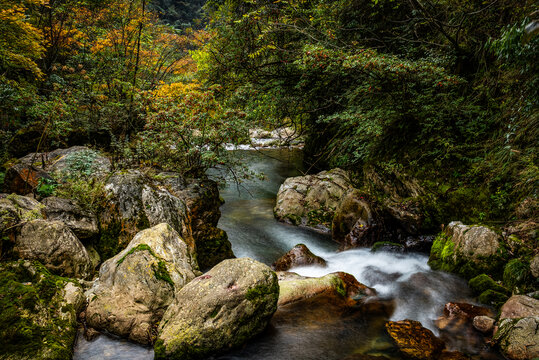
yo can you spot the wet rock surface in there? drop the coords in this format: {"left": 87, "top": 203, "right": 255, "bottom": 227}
{"left": 155, "top": 258, "right": 278, "bottom": 360}
{"left": 272, "top": 244, "right": 326, "bottom": 271}
{"left": 385, "top": 319, "right": 445, "bottom": 360}
{"left": 277, "top": 271, "right": 375, "bottom": 306}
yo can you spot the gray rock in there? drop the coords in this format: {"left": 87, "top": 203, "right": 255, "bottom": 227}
{"left": 472, "top": 315, "right": 495, "bottom": 333}
{"left": 86, "top": 223, "right": 198, "bottom": 344}
{"left": 100, "top": 170, "right": 195, "bottom": 254}
{"left": 14, "top": 219, "right": 92, "bottom": 279}
{"left": 42, "top": 196, "right": 98, "bottom": 239}
{"left": 499, "top": 295, "right": 539, "bottom": 320}
{"left": 445, "top": 221, "right": 501, "bottom": 261}
{"left": 274, "top": 168, "right": 353, "bottom": 231}
{"left": 155, "top": 258, "right": 278, "bottom": 359}
{"left": 0, "top": 194, "right": 43, "bottom": 233}
{"left": 160, "top": 175, "right": 233, "bottom": 269}
{"left": 494, "top": 316, "right": 539, "bottom": 360}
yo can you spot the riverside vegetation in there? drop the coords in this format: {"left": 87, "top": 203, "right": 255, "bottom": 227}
{"left": 0, "top": 0, "right": 538, "bottom": 359}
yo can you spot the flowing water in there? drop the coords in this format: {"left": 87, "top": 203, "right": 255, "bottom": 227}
{"left": 74, "top": 148, "right": 500, "bottom": 360}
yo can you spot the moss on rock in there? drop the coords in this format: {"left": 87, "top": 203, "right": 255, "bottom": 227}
{"left": 0, "top": 260, "right": 80, "bottom": 360}
{"left": 478, "top": 290, "right": 509, "bottom": 308}
{"left": 468, "top": 274, "right": 509, "bottom": 296}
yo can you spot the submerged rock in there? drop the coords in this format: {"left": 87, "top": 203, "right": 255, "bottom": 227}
{"left": 155, "top": 258, "right": 278, "bottom": 360}
{"left": 428, "top": 221, "right": 502, "bottom": 279}
{"left": 277, "top": 271, "right": 375, "bottom": 306}
{"left": 42, "top": 196, "right": 98, "bottom": 239}
{"left": 274, "top": 168, "right": 353, "bottom": 231}
{"left": 0, "top": 260, "right": 83, "bottom": 360}
{"left": 86, "top": 223, "right": 198, "bottom": 344}
{"left": 272, "top": 244, "right": 326, "bottom": 271}
{"left": 385, "top": 319, "right": 445, "bottom": 360}
{"left": 14, "top": 219, "right": 92, "bottom": 279}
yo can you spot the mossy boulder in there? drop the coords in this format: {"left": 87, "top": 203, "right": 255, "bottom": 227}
{"left": 155, "top": 258, "right": 278, "bottom": 360}
{"left": 468, "top": 274, "right": 510, "bottom": 308}
{"left": 272, "top": 244, "right": 326, "bottom": 271}
{"left": 86, "top": 223, "right": 198, "bottom": 344}
{"left": 428, "top": 221, "right": 503, "bottom": 279}
{"left": 274, "top": 168, "right": 353, "bottom": 232}
{"left": 277, "top": 271, "right": 375, "bottom": 306}
{"left": 0, "top": 260, "right": 83, "bottom": 360}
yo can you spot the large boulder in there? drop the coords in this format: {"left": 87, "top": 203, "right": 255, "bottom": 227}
{"left": 42, "top": 196, "right": 98, "bottom": 239}
{"left": 155, "top": 258, "right": 278, "bottom": 360}
{"left": 385, "top": 320, "right": 445, "bottom": 360}
{"left": 277, "top": 271, "right": 375, "bottom": 306}
{"left": 98, "top": 170, "right": 194, "bottom": 259}
{"left": 86, "top": 223, "right": 198, "bottom": 344}
{"left": 274, "top": 168, "right": 353, "bottom": 231}
{"left": 272, "top": 244, "right": 326, "bottom": 271}
{"left": 0, "top": 260, "right": 83, "bottom": 360}
{"left": 17, "top": 146, "right": 111, "bottom": 178}
{"left": 492, "top": 295, "right": 539, "bottom": 360}
{"left": 14, "top": 219, "right": 92, "bottom": 279}
{"left": 159, "top": 174, "right": 234, "bottom": 269}
{"left": 428, "top": 221, "right": 503, "bottom": 278}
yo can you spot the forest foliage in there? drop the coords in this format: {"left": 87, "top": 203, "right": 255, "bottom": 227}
{"left": 0, "top": 0, "right": 537, "bottom": 224}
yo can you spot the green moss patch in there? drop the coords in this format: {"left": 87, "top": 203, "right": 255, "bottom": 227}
{"left": 117, "top": 243, "right": 174, "bottom": 287}
{"left": 0, "top": 260, "right": 79, "bottom": 360}
{"left": 478, "top": 289, "right": 509, "bottom": 309}
{"left": 469, "top": 274, "right": 509, "bottom": 296}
